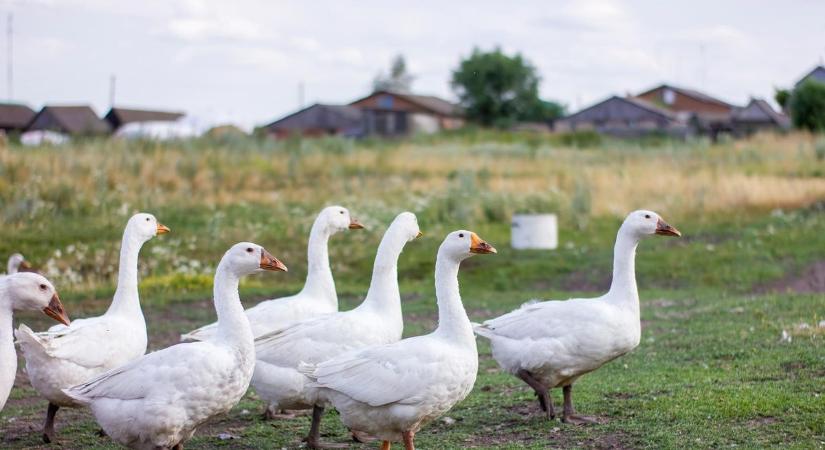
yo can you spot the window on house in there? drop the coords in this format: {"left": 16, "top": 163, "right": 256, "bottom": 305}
{"left": 663, "top": 88, "right": 675, "bottom": 105}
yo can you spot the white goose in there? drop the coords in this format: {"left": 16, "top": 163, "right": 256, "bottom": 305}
{"left": 1, "top": 272, "right": 70, "bottom": 412}
{"left": 15, "top": 213, "right": 169, "bottom": 442}
{"left": 6, "top": 253, "right": 33, "bottom": 275}
{"left": 302, "top": 231, "right": 497, "bottom": 450}
{"left": 474, "top": 210, "right": 680, "bottom": 424}
{"left": 181, "top": 206, "right": 361, "bottom": 342}
{"left": 63, "top": 242, "right": 287, "bottom": 450}
{"left": 252, "top": 212, "right": 421, "bottom": 447}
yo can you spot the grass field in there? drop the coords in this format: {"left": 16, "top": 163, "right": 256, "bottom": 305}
{"left": 1, "top": 131, "right": 824, "bottom": 449}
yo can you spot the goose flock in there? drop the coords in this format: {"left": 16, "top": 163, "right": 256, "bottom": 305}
{"left": 0, "top": 207, "right": 680, "bottom": 449}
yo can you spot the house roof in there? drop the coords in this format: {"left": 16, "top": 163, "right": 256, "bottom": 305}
{"left": 29, "top": 105, "right": 111, "bottom": 134}
{"left": 637, "top": 84, "right": 733, "bottom": 108}
{"left": 0, "top": 103, "right": 35, "bottom": 129}
{"left": 562, "top": 95, "right": 677, "bottom": 122}
{"left": 732, "top": 98, "right": 790, "bottom": 127}
{"left": 795, "top": 65, "right": 825, "bottom": 88}
{"left": 264, "top": 103, "right": 364, "bottom": 131}
{"left": 350, "top": 90, "right": 462, "bottom": 117}
{"left": 105, "top": 107, "right": 184, "bottom": 126}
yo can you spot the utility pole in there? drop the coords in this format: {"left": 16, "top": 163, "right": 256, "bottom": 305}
{"left": 7, "top": 13, "right": 13, "bottom": 101}
{"left": 109, "top": 74, "right": 116, "bottom": 108}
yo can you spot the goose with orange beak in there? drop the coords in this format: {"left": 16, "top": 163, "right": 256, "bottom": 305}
{"left": 475, "top": 210, "right": 681, "bottom": 425}
{"left": 1, "top": 273, "right": 69, "bottom": 411}
{"left": 301, "top": 230, "right": 496, "bottom": 450}
{"left": 16, "top": 213, "right": 169, "bottom": 443}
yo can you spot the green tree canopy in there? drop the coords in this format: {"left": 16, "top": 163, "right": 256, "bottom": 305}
{"left": 451, "top": 48, "right": 562, "bottom": 127}
{"left": 790, "top": 81, "right": 825, "bottom": 132}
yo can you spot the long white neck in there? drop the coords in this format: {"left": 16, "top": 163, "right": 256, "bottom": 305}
{"left": 6, "top": 259, "right": 15, "bottom": 275}
{"left": 213, "top": 263, "right": 254, "bottom": 357}
{"left": 0, "top": 285, "right": 17, "bottom": 411}
{"left": 105, "top": 228, "right": 146, "bottom": 318}
{"left": 298, "top": 218, "right": 337, "bottom": 307}
{"left": 607, "top": 226, "right": 641, "bottom": 314}
{"left": 433, "top": 253, "right": 475, "bottom": 344}
{"left": 358, "top": 227, "right": 406, "bottom": 327}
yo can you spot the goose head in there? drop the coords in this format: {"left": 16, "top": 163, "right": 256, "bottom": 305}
{"left": 2, "top": 272, "right": 70, "bottom": 325}
{"left": 622, "top": 210, "right": 681, "bottom": 239}
{"left": 223, "top": 242, "right": 288, "bottom": 277}
{"left": 126, "top": 213, "right": 170, "bottom": 243}
{"left": 391, "top": 212, "right": 423, "bottom": 242}
{"left": 7, "top": 253, "right": 31, "bottom": 274}
{"left": 440, "top": 230, "right": 497, "bottom": 261}
{"left": 321, "top": 206, "right": 363, "bottom": 234}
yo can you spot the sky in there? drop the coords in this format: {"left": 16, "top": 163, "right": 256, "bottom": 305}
{"left": 2, "top": 0, "right": 824, "bottom": 130}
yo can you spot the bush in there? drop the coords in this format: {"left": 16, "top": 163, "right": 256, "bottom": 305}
{"left": 790, "top": 81, "right": 825, "bottom": 132}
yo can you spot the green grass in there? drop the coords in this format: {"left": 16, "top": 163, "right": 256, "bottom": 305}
{"left": 1, "top": 133, "right": 824, "bottom": 448}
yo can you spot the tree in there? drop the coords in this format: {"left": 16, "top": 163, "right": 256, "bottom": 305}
{"left": 790, "top": 81, "right": 825, "bottom": 132}
{"left": 373, "top": 55, "right": 414, "bottom": 93}
{"left": 774, "top": 88, "right": 791, "bottom": 113}
{"left": 451, "top": 48, "right": 560, "bottom": 127}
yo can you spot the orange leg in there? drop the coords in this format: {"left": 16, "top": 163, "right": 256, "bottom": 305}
{"left": 402, "top": 431, "right": 415, "bottom": 450}
{"left": 380, "top": 441, "right": 391, "bottom": 450}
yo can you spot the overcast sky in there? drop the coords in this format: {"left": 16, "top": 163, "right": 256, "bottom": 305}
{"left": 3, "top": 0, "right": 824, "bottom": 129}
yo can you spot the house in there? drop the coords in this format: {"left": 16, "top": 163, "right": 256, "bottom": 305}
{"left": 104, "top": 107, "right": 184, "bottom": 131}
{"left": 0, "top": 103, "right": 36, "bottom": 133}
{"left": 263, "top": 103, "right": 364, "bottom": 138}
{"left": 554, "top": 95, "right": 687, "bottom": 137}
{"left": 635, "top": 84, "right": 735, "bottom": 138}
{"left": 27, "top": 105, "right": 111, "bottom": 136}
{"left": 794, "top": 65, "right": 825, "bottom": 89}
{"left": 731, "top": 98, "right": 790, "bottom": 136}
{"left": 348, "top": 90, "right": 464, "bottom": 136}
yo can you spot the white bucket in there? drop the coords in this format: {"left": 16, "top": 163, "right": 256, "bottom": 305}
{"left": 511, "top": 214, "right": 558, "bottom": 250}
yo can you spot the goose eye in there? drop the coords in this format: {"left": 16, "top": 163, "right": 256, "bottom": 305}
{"left": 644, "top": 214, "right": 651, "bottom": 219}
{"left": 246, "top": 248, "right": 254, "bottom": 253}
{"left": 458, "top": 233, "right": 464, "bottom": 238}
{"left": 39, "top": 284, "right": 47, "bottom": 290}
{"left": 339, "top": 211, "right": 344, "bottom": 214}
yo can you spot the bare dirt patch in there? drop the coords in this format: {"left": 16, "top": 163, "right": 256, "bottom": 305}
{"left": 756, "top": 260, "right": 825, "bottom": 294}
{"left": 745, "top": 416, "right": 780, "bottom": 428}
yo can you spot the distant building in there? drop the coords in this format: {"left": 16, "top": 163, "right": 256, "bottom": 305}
{"left": 263, "top": 104, "right": 364, "bottom": 139}
{"left": 104, "top": 107, "right": 184, "bottom": 131}
{"left": 0, "top": 103, "right": 36, "bottom": 133}
{"left": 794, "top": 65, "right": 825, "bottom": 89}
{"left": 348, "top": 90, "right": 464, "bottom": 137}
{"left": 731, "top": 98, "right": 790, "bottom": 136}
{"left": 636, "top": 84, "right": 735, "bottom": 138}
{"left": 554, "top": 95, "right": 687, "bottom": 137}
{"left": 27, "top": 105, "right": 111, "bottom": 136}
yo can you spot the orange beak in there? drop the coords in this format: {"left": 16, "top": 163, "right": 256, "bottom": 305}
{"left": 260, "top": 249, "right": 288, "bottom": 272}
{"left": 655, "top": 218, "right": 681, "bottom": 237}
{"left": 416, "top": 231, "right": 423, "bottom": 238}
{"left": 156, "top": 223, "right": 171, "bottom": 235}
{"left": 19, "top": 260, "right": 32, "bottom": 270}
{"left": 42, "top": 292, "right": 70, "bottom": 326}
{"left": 349, "top": 218, "right": 364, "bottom": 230}
{"left": 469, "top": 232, "right": 497, "bottom": 254}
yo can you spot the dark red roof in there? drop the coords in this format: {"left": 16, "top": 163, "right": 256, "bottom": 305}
{"left": 0, "top": 103, "right": 35, "bottom": 130}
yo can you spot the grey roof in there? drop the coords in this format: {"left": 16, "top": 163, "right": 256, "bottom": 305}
{"left": 0, "top": 103, "right": 35, "bottom": 130}
{"left": 105, "top": 107, "right": 184, "bottom": 127}
{"left": 637, "top": 84, "right": 733, "bottom": 108}
{"left": 27, "top": 105, "right": 111, "bottom": 134}
{"left": 795, "top": 65, "right": 825, "bottom": 89}
{"left": 732, "top": 98, "right": 790, "bottom": 127}
{"left": 265, "top": 103, "right": 364, "bottom": 132}
{"left": 563, "top": 95, "right": 677, "bottom": 122}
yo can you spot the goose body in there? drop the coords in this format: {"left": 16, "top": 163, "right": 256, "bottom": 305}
{"left": 303, "top": 231, "right": 496, "bottom": 449}
{"left": 63, "top": 243, "right": 287, "bottom": 450}
{"left": 474, "top": 210, "right": 680, "bottom": 422}
{"left": 0, "top": 273, "right": 69, "bottom": 412}
{"left": 15, "top": 213, "right": 168, "bottom": 442}
{"left": 252, "top": 212, "right": 420, "bottom": 444}
{"left": 182, "top": 206, "right": 361, "bottom": 342}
